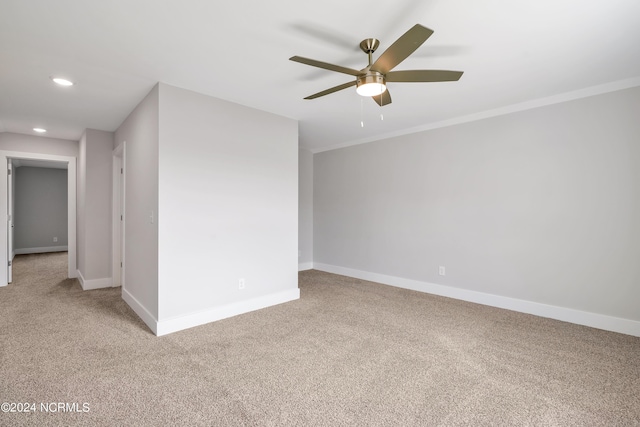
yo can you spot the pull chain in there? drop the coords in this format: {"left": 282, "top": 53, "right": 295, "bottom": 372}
{"left": 360, "top": 98, "right": 385, "bottom": 126}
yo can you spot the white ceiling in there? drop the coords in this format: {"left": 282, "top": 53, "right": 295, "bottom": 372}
{"left": 1, "top": 0, "right": 639, "bottom": 152}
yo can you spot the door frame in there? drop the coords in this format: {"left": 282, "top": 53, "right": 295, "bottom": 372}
{"left": 7, "top": 160, "right": 13, "bottom": 283}
{"left": 0, "top": 150, "right": 77, "bottom": 286}
{"left": 112, "top": 142, "right": 125, "bottom": 288}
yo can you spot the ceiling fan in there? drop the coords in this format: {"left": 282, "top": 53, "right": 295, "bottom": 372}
{"left": 290, "top": 24, "right": 463, "bottom": 106}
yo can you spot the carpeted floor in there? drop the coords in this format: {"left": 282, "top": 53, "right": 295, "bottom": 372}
{"left": 1, "top": 252, "right": 639, "bottom": 426}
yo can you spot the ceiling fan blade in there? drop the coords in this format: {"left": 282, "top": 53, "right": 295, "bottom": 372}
{"left": 304, "top": 81, "right": 356, "bottom": 99}
{"left": 386, "top": 70, "right": 464, "bottom": 82}
{"left": 290, "top": 56, "right": 361, "bottom": 76}
{"left": 370, "top": 24, "right": 434, "bottom": 74}
{"left": 372, "top": 89, "right": 392, "bottom": 106}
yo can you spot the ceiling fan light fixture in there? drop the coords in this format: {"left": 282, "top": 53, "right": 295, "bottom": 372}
{"left": 356, "top": 73, "right": 386, "bottom": 97}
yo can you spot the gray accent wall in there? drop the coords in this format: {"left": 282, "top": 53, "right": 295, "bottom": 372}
{"left": 14, "top": 167, "right": 68, "bottom": 251}
{"left": 314, "top": 86, "right": 640, "bottom": 323}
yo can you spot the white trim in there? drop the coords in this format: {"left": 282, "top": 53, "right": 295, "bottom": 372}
{"left": 311, "top": 76, "right": 640, "bottom": 153}
{"left": 156, "top": 288, "right": 301, "bottom": 336}
{"left": 122, "top": 287, "right": 158, "bottom": 335}
{"left": 0, "top": 150, "right": 77, "bottom": 284}
{"left": 14, "top": 246, "right": 68, "bottom": 254}
{"left": 76, "top": 269, "right": 112, "bottom": 291}
{"left": 67, "top": 158, "right": 77, "bottom": 278}
{"left": 313, "top": 263, "right": 640, "bottom": 338}
{"left": 298, "top": 262, "right": 313, "bottom": 271}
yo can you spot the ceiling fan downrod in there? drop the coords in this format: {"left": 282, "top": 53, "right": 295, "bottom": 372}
{"left": 359, "top": 38, "right": 380, "bottom": 67}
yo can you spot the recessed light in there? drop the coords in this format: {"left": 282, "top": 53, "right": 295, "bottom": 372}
{"left": 33, "top": 128, "right": 47, "bottom": 133}
{"left": 51, "top": 77, "right": 74, "bottom": 86}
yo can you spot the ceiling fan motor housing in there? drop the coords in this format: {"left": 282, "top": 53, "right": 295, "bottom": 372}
{"left": 356, "top": 71, "right": 386, "bottom": 95}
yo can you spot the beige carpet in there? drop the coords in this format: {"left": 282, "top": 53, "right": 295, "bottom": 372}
{"left": 1, "top": 252, "right": 639, "bottom": 426}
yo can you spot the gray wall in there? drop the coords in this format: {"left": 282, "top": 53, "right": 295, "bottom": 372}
{"left": 298, "top": 147, "right": 313, "bottom": 268}
{"left": 77, "top": 129, "right": 114, "bottom": 282}
{"left": 114, "top": 84, "right": 160, "bottom": 320}
{"left": 14, "top": 167, "right": 68, "bottom": 251}
{"left": 314, "top": 86, "right": 640, "bottom": 323}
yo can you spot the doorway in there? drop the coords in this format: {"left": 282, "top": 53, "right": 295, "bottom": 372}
{"left": 0, "top": 151, "right": 77, "bottom": 286}
{"left": 9, "top": 159, "right": 69, "bottom": 283}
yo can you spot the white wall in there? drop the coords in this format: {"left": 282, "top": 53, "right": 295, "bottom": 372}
{"left": 313, "top": 86, "right": 640, "bottom": 335}
{"left": 114, "top": 85, "right": 160, "bottom": 325}
{"left": 0, "top": 133, "right": 78, "bottom": 157}
{"left": 14, "top": 167, "right": 68, "bottom": 251}
{"left": 156, "top": 83, "right": 299, "bottom": 334}
{"left": 77, "top": 129, "right": 114, "bottom": 288}
{"left": 298, "top": 147, "right": 313, "bottom": 270}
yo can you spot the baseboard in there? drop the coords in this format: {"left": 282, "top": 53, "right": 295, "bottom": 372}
{"left": 76, "top": 270, "right": 112, "bottom": 291}
{"left": 14, "top": 246, "right": 68, "bottom": 255}
{"left": 313, "top": 263, "right": 640, "bottom": 338}
{"left": 156, "top": 288, "right": 301, "bottom": 336}
{"left": 122, "top": 287, "right": 158, "bottom": 335}
{"left": 298, "top": 262, "right": 313, "bottom": 271}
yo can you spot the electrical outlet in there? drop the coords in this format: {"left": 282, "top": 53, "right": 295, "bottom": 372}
{"left": 298, "top": 250, "right": 301, "bottom": 258}
{"left": 439, "top": 266, "right": 446, "bottom": 276}
{"left": 238, "top": 278, "right": 245, "bottom": 290}
{"left": 53, "top": 237, "right": 58, "bottom": 243}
